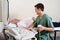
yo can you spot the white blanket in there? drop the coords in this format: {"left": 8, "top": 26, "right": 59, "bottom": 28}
{"left": 7, "top": 23, "right": 37, "bottom": 40}
{"left": 7, "top": 17, "right": 37, "bottom": 40}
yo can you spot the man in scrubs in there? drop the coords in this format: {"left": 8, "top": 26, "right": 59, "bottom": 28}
{"left": 28, "top": 3, "right": 54, "bottom": 40}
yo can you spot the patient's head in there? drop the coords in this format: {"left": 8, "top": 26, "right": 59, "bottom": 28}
{"left": 11, "top": 18, "right": 20, "bottom": 24}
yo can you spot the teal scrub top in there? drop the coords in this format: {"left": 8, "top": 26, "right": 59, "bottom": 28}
{"left": 33, "top": 14, "right": 54, "bottom": 40}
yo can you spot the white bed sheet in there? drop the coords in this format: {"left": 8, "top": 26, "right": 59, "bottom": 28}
{"left": 5, "top": 22, "right": 37, "bottom": 40}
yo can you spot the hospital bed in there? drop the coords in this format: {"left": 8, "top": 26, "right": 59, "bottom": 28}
{"left": 3, "top": 24, "right": 37, "bottom": 40}
{"left": 3, "top": 26, "right": 16, "bottom": 40}
{"left": 2, "top": 16, "right": 37, "bottom": 40}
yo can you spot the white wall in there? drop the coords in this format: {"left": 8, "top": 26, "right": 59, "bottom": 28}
{"left": 9, "top": 0, "right": 60, "bottom": 22}
{"left": 39, "top": 0, "right": 60, "bottom": 22}
{"left": 9, "top": 0, "right": 39, "bottom": 19}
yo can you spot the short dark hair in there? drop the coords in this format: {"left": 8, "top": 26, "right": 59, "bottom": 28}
{"left": 35, "top": 3, "right": 44, "bottom": 11}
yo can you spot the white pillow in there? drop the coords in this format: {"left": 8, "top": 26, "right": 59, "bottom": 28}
{"left": 17, "top": 17, "right": 33, "bottom": 28}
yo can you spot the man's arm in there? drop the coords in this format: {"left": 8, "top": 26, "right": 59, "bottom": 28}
{"left": 44, "top": 16, "right": 54, "bottom": 32}
{"left": 45, "top": 27, "right": 54, "bottom": 32}
{"left": 37, "top": 26, "right": 54, "bottom": 32}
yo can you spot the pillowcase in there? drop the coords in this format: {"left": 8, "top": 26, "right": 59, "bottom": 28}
{"left": 17, "top": 17, "right": 34, "bottom": 28}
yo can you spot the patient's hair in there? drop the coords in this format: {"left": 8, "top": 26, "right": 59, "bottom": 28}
{"left": 35, "top": 3, "right": 44, "bottom": 11}
{"left": 11, "top": 18, "right": 20, "bottom": 24}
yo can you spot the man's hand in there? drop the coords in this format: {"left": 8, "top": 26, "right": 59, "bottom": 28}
{"left": 28, "top": 27, "right": 33, "bottom": 31}
{"left": 28, "top": 24, "right": 34, "bottom": 31}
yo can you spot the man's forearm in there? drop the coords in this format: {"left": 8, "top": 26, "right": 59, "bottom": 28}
{"left": 45, "top": 27, "right": 54, "bottom": 32}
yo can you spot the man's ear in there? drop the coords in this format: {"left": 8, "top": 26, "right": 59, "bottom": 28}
{"left": 38, "top": 8, "right": 41, "bottom": 11}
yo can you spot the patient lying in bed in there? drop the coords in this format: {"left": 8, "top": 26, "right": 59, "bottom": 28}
{"left": 8, "top": 17, "right": 37, "bottom": 40}
{"left": 9, "top": 17, "right": 35, "bottom": 28}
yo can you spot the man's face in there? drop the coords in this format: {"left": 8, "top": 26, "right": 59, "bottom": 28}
{"left": 35, "top": 7, "right": 42, "bottom": 15}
